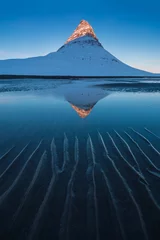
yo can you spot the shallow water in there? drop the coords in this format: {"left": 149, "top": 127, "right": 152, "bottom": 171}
{"left": 0, "top": 78, "right": 160, "bottom": 240}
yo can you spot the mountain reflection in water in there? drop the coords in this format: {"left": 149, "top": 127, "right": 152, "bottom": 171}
{"left": 64, "top": 85, "right": 109, "bottom": 118}
{"left": 0, "top": 78, "right": 160, "bottom": 240}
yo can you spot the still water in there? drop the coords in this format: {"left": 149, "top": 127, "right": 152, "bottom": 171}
{"left": 0, "top": 78, "right": 160, "bottom": 240}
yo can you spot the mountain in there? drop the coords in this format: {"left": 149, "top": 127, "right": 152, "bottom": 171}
{"left": 0, "top": 20, "right": 154, "bottom": 76}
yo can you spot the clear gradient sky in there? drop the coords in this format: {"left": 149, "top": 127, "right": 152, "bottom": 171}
{"left": 0, "top": 0, "right": 159, "bottom": 73}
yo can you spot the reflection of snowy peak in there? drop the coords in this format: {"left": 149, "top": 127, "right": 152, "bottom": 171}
{"left": 70, "top": 104, "right": 94, "bottom": 118}
{"left": 0, "top": 20, "right": 154, "bottom": 76}
{"left": 64, "top": 86, "right": 109, "bottom": 118}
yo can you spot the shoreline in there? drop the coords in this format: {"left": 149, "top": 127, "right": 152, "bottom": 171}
{"left": 0, "top": 75, "right": 159, "bottom": 80}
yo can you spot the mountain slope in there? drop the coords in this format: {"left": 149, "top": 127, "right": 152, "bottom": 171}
{"left": 0, "top": 20, "right": 154, "bottom": 76}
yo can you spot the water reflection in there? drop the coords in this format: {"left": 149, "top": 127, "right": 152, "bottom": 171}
{"left": 64, "top": 86, "right": 109, "bottom": 118}
{"left": 0, "top": 78, "right": 160, "bottom": 240}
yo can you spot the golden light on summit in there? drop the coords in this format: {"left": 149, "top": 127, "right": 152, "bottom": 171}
{"left": 66, "top": 19, "right": 98, "bottom": 44}
{"left": 70, "top": 104, "right": 94, "bottom": 118}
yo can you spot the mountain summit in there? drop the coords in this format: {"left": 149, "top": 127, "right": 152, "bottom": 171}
{"left": 66, "top": 20, "right": 98, "bottom": 44}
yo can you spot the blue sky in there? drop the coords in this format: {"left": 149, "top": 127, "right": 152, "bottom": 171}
{"left": 0, "top": 0, "right": 159, "bottom": 73}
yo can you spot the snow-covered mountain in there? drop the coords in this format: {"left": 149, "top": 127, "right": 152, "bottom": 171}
{"left": 0, "top": 20, "right": 154, "bottom": 76}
